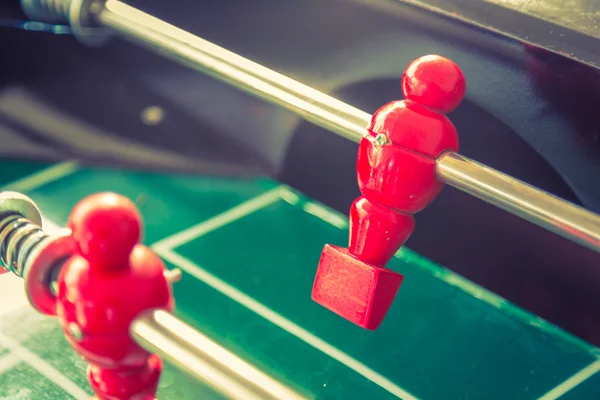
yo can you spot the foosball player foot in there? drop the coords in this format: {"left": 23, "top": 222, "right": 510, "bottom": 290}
{"left": 311, "top": 245, "right": 403, "bottom": 330}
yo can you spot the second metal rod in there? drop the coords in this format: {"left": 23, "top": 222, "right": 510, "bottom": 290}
{"left": 95, "top": 0, "right": 600, "bottom": 253}
{"left": 131, "top": 309, "right": 307, "bottom": 400}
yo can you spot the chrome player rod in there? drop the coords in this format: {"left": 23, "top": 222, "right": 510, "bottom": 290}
{"left": 131, "top": 309, "right": 307, "bottom": 400}
{"left": 23, "top": 0, "right": 600, "bottom": 253}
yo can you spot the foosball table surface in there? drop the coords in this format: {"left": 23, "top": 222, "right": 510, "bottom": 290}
{"left": 0, "top": 158, "right": 598, "bottom": 400}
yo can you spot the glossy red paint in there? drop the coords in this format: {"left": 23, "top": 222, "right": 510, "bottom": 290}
{"left": 88, "top": 354, "right": 162, "bottom": 400}
{"left": 313, "top": 54, "right": 465, "bottom": 330}
{"left": 58, "top": 245, "right": 173, "bottom": 367}
{"left": 57, "top": 192, "right": 173, "bottom": 400}
{"left": 348, "top": 196, "right": 414, "bottom": 266}
{"left": 401, "top": 54, "right": 466, "bottom": 113}
{"left": 368, "top": 100, "right": 459, "bottom": 157}
{"left": 311, "top": 245, "right": 403, "bottom": 330}
{"left": 356, "top": 137, "right": 443, "bottom": 213}
{"left": 68, "top": 192, "right": 142, "bottom": 272}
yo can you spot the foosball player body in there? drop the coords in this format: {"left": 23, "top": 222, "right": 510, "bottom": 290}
{"left": 48, "top": 193, "right": 174, "bottom": 400}
{"left": 312, "top": 55, "right": 466, "bottom": 330}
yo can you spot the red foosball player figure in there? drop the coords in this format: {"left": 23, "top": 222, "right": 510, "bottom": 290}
{"left": 312, "top": 55, "right": 466, "bottom": 330}
{"left": 46, "top": 193, "right": 174, "bottom": 400}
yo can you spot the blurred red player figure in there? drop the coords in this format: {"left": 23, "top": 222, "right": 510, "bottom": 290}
{"left": 49, "top": 193, "right": 174, "bottom": 399}
{"left": 312, "top": 55, "right": 466, "bottom": 330}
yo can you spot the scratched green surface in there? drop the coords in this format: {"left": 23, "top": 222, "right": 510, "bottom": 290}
{"left": 0, "top": 158, "right": 599, "bottom": 400}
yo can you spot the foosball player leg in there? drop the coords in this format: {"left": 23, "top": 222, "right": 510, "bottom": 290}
{"left": 312, "top": 54, "right": 466, "bottom": 330}
{"left": 87, "top": 354, "right": 162, "bottom": 400}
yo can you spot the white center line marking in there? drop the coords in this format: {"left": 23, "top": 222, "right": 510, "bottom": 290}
{"left": 537, "top": 359, "right": 600, "bottom": 400}
{"left": 0, "top": 333, "right": 89, "bottom": 400}
{"left": 154, "top": 248, "right": 418, "bottom": 400}
{"left": 302, "top": 202, "right": 348, "bottom": 229}
{"left": 152, "top": 186, "right": 284, "bottom": 251}
{"left": 0, "top": 161, "right": 79, "bottom": 192}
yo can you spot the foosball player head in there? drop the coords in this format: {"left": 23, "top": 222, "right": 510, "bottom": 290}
{"left": 360, "top": 55, "right": 465, "bottom": 213}
{"left": 312, "top": 55, "right": 466, "bottom": 330}
{"left": 401, "top": 54, "right": 466, "bottom": 113}
{"left": 56, "top": 192, "right": 174, "bottom": 400}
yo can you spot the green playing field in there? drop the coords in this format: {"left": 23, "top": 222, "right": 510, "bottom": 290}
{"left": 0, "top": 158, "right": 599, "bottom": 400}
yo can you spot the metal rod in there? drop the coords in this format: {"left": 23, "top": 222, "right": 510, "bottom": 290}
{"left": 131, "top": 309, "right": 308, "bottom": 400}
{"left": 95, "top": 0, "right": 600, "bottom": 253}
{"left": 97, "top": 0, "right": 368, "bottom": 144}
{"left": 436, "top": 152, "right": 600, "bottom": 251}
